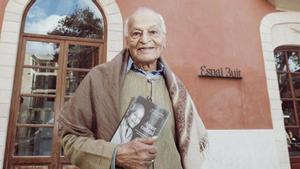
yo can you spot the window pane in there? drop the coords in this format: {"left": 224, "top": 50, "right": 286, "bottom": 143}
{"left": 18, "top": 96, "right": 54, "bottom": 124}
{"left": 14, "top": 127, "right": 53, "bottom": 156}
{"left": 277, "top": 73, "right": 292, "bottom": 98}
{"left": 282, "top": 101, "right": 297, "bottom": 126}
{"left": 24, "top": 41, "right": 59, "bottom": 67}
{"left": 68, "top": 44, "right": 99, "bottom": 69}
{"left": 12, "top": 166, "right": 48, "bottom": 169}
{"left": 287, "top": 128, "right": 300, "bottom": 156}
{"left": 65, "top": 71, "right": 88, "bottom": 96}
{"left": 292, "top": 74, "right": 300, "bottom": 98}
{"left": 288, "top": 51, "right": 300, "bottom": 72}
{"left": 24, "top": 0, "right": 104, "bottom": 39}
{"left": 274, "top": 51, "right": 287, "bottom": 71}
{"left": 21, "top": 68, "right": 57, "bottom": 94}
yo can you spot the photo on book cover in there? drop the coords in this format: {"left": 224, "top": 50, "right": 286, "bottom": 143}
{"left": 111, "top": 96, "right": 170, "bottom": 144}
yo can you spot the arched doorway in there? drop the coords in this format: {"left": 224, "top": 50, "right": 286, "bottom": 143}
{"left": 4, "top": 0, "right": 106, "bottom": 168}
{"left": 274, "top": 46, "right": 300, "bottom": 169}
{"left": 260, "top": 12, "right": 300, "bottom": 169}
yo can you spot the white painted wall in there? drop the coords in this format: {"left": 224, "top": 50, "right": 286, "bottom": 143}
{"left": 202, "top": 130, "right": 282, "bottom": 169}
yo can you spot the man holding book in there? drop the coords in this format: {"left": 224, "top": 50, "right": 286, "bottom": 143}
{"left": 58, "top": 7, "right": 208, "bottom": 169}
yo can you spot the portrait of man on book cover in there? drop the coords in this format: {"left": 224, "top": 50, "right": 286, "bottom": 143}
{"left": 111, "top": 102, "right": 145, "bottom": 144}
{"left": 111, "top": 96, "right": 170, "bottom": 145}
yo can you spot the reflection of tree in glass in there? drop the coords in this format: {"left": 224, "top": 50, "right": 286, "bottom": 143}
{"left": 274, "top": 52, "right": 286, "bottom": 71}
{"left": 47, "top": 8, "right": 101, "bottom": 69}
{"left": 47, "top": 7, "right": 103, "bottom": 39}
{"left": 288, "top": 52, "right": 300, "bottom": 72}
{"left": 68, "top": 45, "right": 98, "bottom": 68}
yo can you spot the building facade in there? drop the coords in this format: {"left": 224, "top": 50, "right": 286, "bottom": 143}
{"left": 0, "top": 0, "right": 299, "bottom": 169}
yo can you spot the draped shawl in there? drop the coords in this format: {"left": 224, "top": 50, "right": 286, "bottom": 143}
{"left": 58, "top": 49, "right": 208, "bottom": 169}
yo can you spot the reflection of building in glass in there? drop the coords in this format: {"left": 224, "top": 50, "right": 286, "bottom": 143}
{"left": 21, "top": 52, "right": 56, "bottom": 122}
{"left": 65, "top": 71, "right": 87, "bottom": 95}
{"left": 15, "top": 127, "right": 53, "bottom": 156}
{"left": 23, "top": 52, "right": 57, "bottom": 94}
{"left": 16, "top": 52, "right": 57, "bottom": 156}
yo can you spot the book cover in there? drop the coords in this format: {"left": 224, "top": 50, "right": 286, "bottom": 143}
{"left": 111, "top": 96, "right": 170, "bottom": 144}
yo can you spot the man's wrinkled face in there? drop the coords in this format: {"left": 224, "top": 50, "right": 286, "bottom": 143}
{"left": 126, "top": 12, "right": 166, "bottom": 65}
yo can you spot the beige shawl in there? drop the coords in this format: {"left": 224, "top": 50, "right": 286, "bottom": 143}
{"left": 58, "top": 49, "right": 208, "bottom": 168}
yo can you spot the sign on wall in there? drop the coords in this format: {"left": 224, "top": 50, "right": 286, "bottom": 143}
{"left": 198, "top": 65, "right": 242, "bottom": 79}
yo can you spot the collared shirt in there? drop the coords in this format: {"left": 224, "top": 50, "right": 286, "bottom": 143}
{"left": 127, "top": 56, "right": 165, "bottom": 79}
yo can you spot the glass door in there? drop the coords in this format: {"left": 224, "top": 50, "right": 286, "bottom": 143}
{"left": 7, "top": 36, "right": 102, "bottom": 169}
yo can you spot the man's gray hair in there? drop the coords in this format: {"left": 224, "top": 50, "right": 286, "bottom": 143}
{"left": 124, "top": 7, "right": 167, "bottom": 37}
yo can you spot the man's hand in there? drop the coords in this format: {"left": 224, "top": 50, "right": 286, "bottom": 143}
{"left": 116, "top": 138, "right": 157, "bottom": 169}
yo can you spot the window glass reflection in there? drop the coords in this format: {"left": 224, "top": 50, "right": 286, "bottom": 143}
{"left": 65, "top": 71, "right": 88, "bottom": 96}
{"left": 24, "top": 41, "right": 59, "bottom": 67}
{"left": 274, "top": 51, "right": 287, "bottom": 71}
{"left": 68, "top": 44, "right": 99, "bottom": 69}
{"left": 275, "top": 48, "right": 300, "bottom": 156}
{"left": 292, "top": 74, "right": 300, "bottom": 98}
{"left": 277, "top": 73, "right": 292, "bottom": 98}
{"left": 21, "top": 68, "right": 57, "bottom": 95}
{"left": 24, "top": 0, "right": 104, "bottom": 39}
{"left": 282, "top": 101, "right": 297, "bottom": 126}
{"left": 288, "top": 51, "right": 300, "bottom": 72}
{"left": 287, "top": 128, "right": 300, "bottom": 156}
{"left": 14, "top": 127, "right": 52, "bottom": 156}
{"left": 18, "top": 96, "right": 54, "bottom": 124}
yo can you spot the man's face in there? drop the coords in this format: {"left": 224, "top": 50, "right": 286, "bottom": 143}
{"left": 127, "top": 105, "right": 145, "bottom": 128}
{"left": 126, "top": 12, "right": 166, "bottom": 65}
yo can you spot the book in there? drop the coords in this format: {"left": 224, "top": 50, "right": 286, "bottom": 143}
{"left": 111, "top": 96, "right": 170, "bottom": 144}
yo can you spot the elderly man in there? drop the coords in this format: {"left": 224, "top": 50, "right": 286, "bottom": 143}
{"left": 58, "top": 7, "right": 207, "bottom": 169}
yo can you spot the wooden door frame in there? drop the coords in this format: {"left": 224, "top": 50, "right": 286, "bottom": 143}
{"left": 4, "top": 0, "right": 107, "bottom": 167}
{"left": 4, "top": 35, "right": 104, "bottom": 169}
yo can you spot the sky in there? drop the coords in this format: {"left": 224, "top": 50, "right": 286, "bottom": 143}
{"left": 24, "top": 0, "right": 103, "bottom": 35}
{"left": 24, "top": 0, "right": 103, "bottom": 58}
{"left": 26, "top": 41, "right": 59, "bottom": 60}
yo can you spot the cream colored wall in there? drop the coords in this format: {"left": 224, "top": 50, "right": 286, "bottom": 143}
{"left": 260, "top": 11, "right": 300, "bottom": 169}
{"left": 202, "top": 130, "right": 280, "bottom": 169}
{"left": 0, "top": 0, "right": 123, "bottom": 168}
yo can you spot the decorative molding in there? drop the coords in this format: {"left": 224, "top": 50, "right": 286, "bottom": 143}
{"left": 260, "top": 11, "right": 300, "bottom": 169}
{"left": 290, "top": 27, "right": 300, "bottom": 34}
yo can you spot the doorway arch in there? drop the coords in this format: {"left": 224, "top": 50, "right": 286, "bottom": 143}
{"left": 0, "top": 0, "right": 123, "bottom": 168}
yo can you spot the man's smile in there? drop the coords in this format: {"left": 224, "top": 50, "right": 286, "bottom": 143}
{"left": 137, "top": 47, "right": 155, "bottom": 52}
